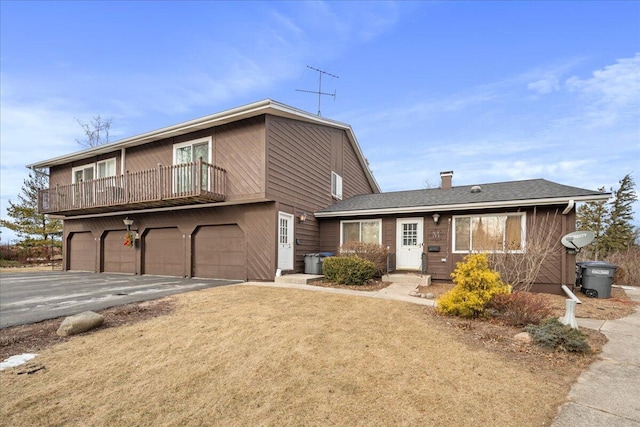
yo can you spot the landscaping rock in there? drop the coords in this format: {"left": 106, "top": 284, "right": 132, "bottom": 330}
{"left": 425, "top": 293, "right": 435, "bottom": 299}
{"left": 56, "top": 311, "right": 104, "bottom": 337}
{"left": 514, "top": 332, "right": 532, "bottom": 343}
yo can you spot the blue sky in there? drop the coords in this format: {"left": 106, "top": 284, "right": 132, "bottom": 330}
{"left": 1, "top": 1, "right": 639, "bottom": 242}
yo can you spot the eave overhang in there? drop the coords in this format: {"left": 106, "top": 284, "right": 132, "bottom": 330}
{"left": 314, "top": 193, "right": 611, "bottom": 218}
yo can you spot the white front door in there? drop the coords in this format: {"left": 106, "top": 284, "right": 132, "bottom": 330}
{"left": 278, "top": 212, "right": 294, "bottom": 271}
{"left": 396, "top": 218, "right": 424, "bottom": 270}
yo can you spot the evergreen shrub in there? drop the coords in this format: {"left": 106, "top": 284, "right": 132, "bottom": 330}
{"left": 323, "top": 256, "right": 376, "bottom": 285}
{"left": 524, "top": 318, "right": 590, "bottom": 353}
{"left": 437, "top": 253, "right": 511, "bottom": 318}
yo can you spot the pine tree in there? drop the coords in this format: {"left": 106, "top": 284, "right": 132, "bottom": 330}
{"left": 0, "top": 170, "right": 63, "bottom": 245}
{"left": 604, "top": 174, "right": 637, "bottom": 253}
{"left": 576, "top": 186, "right": 609, "bottom": 260}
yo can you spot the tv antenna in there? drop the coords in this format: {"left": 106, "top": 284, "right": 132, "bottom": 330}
{"left": 296, "top": 65, "right": 339, "bottom": 116}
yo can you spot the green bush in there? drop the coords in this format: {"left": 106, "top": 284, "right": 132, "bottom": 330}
{"left": 524, "top": 318, "right": 590, "bottom": 353}
{"left": 339, "top": 242, "right": 389, "bottom": 277}
{"left": 437, "top": 253, "right": 511, "bottom": 318}
{"left": 323, "top": 256, "right": 376, "bottom": 285}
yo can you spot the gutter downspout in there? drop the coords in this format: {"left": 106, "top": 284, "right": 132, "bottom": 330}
{"left": 561, "top": 199, "right": 575, "bottom": 296}
{"left": 562, "top": 199, "right": 574, "bottom": 215}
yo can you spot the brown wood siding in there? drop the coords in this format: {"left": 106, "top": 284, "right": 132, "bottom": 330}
{"left": 215, "top": 117, "right": 266, "bottom": 202}
{"left": 102, "top": 230, "right": 135, "bottom": 274}
{"left": 50, "top": 164, "right": 73, "bottom": 187}
{"left": 331, "top": 131, "right": 343, "bottom": 175}
{"left": 425, "top": 216, "right": 451, "bottom": 280}
{"left": 125, "top": 139, "right": 175, "bottom": 172}
{"left": 342, "top": 133, "right": 376, "bottom": 198}
{"left": 68, "top": 232, "right": 96, "bottom": 271}
{"left": 62, "top": 202, "right": 276, "bottom": 281}
{"left": 143, "top": 228, "right": 186, "bottom": 276}
{"left": 266, "top": 116, "right": 333, "bottom": 210}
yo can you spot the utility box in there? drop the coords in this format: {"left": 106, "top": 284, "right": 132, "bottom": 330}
{"left": 576, "top": 261, "right": 617, "bottom": 299}
{"left": 304, "top": 253, "right": 333, "bottom": 275}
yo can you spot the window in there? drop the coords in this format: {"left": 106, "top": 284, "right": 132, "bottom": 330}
{"left": 97, "top": 158, "right": 116, "bottom": 179}
{"left": 72, "top": 158, "right": 116, "bottom": 183}
{"left": 453, "top": 213, "right": 525, "bottom": 253}
{"left": 331, "top": 171, "right": 343, "bottom": 200}
{"left": 173, "top": 137, "right": 212, "bottom": 192}
{"left": 340, "top": 220, "right": 381, "bottom": 245}
{"left": 72, "top": 165, "right": 95, "bottom": 183}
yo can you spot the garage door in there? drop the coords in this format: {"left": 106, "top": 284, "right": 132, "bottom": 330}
{"left": 193, "top": 225, "right": 246, "bottom": 280}
{"left": 143, "top": 228, "right": 185, "bottom": 276}
{"left": 69, "top": 232, "right": 96, "bottom": 271}
{"left": 103, "top": 231, "right": 135, "bottom": 274}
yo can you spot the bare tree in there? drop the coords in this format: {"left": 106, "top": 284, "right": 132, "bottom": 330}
{"left": 76, "top": 115, "right": 113, "bottom": 148}
{"left": 487, "top": 208, "right": 562, "bottom": 292}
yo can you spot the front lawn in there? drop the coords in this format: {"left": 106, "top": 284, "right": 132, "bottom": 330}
{"left": 1, "top": 285, "right": 598, "bottom": 426}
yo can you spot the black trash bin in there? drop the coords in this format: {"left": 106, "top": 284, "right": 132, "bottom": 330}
{"left": 576, "top": 261, "right": 617, "bottom": 299}
{"left": 304, "top": 253, "right": 334, "bottom": 275}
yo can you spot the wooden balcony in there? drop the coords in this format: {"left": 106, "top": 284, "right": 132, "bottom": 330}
{"left": 39, "top": 160, "right": 226, "bottom": 215}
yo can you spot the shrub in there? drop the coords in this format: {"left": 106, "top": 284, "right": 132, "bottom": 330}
{"left": 323, "top": 256, "right": 376, "bottom": 285}
{"left": 437, "top": 253, "right": 511, "bottom": 318}
{"left": 489, "top": 291, "right": 553, "bottom": 326}
{"left": 524, "top": 318, "right": 590, "bottom": 353}
{"left": 339, "top": 242, "right": 389, "bottom": 277}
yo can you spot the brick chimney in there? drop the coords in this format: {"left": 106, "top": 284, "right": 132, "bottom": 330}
{"left": 440, "top": 171, "right": 453, "bottom": 189}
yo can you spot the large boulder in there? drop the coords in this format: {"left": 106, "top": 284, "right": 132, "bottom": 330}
{"left": 56, "top": 311, "right": 104, "bottom": 337}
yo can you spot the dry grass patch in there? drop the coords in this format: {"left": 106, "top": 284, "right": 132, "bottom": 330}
{"left": 2, "top": 286, "right": 592, "bottom": 426}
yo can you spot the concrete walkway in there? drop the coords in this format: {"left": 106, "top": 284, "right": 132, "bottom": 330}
{"left": 243, "top": 280, "right": 435, "bottom": 306}
{"left": 552, "top": 286, "right": 640, "bottom": 427}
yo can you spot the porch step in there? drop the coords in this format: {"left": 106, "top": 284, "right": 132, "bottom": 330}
{"left": 383, "top": 273, "right": 431, "bottom": 286}
{"left": 274, "top": 273, "right": 324, "bottom": 285}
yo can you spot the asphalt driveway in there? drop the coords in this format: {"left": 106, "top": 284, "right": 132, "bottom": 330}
{"left": 0, "top": 272, "right": 241, "bottom": 328}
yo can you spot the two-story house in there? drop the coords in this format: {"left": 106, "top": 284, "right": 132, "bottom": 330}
{"left": 29, "top": 100, "right": 379, "bottom": 280}
{"left": 30, "top": 99, "right": 610, "bottom": 294}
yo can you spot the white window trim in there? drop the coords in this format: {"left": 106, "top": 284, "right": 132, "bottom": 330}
{"left": 71, "top": 164, "right": 94, "bottom": 183}
{"left": 339, "top": 219, "right": 382, "bottom": 245}
{"left": 172, "top": 137, "right": 212, "bottom": 165}
{"left": 97, "top": 158, "right": 117, "bottom": 178}
{"left": 72, "top": 158, "right": 117, "bottom": 183}
{"left": 452, "top": 212, "right": 526, "bottom": 254}
{"left": 331, "top": 171, "right": 343, "bottom": 200}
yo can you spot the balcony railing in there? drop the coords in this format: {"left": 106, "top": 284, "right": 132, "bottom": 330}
{"left": 39, "top": 159, "right": 226, "bottom": 215}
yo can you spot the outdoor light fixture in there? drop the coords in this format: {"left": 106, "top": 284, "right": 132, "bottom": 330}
{"left": 432, "top": 213, "right": 440, "bottom": 225}
{"left": 298, "top": 212, "right": 307, "bottom": 223}
{"left": 123, "top": 217, "right": 134, "bottom": 231}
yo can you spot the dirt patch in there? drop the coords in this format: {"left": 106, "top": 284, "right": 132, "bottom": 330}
{"left": 0, "top": 298, "right": 175, "bottom": 361}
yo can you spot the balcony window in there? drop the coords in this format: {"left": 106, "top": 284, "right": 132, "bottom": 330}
{"left": 173, "top": 137, "right": 212, "bottom": 192}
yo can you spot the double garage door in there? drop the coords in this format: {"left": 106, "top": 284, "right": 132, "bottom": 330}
{"left": 143, "top": 225, "right": 246, "bottom": 280}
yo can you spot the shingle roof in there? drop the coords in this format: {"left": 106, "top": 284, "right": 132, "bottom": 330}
{"left": 316, "top": 179, "right": 610, "bottom": 217}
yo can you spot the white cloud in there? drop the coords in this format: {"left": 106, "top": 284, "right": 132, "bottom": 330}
{"left": 565, "top": 53, "right": 640, "bottom": 126}
{"left": 527, "top": 76, "right": 560, "bottom": 94}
